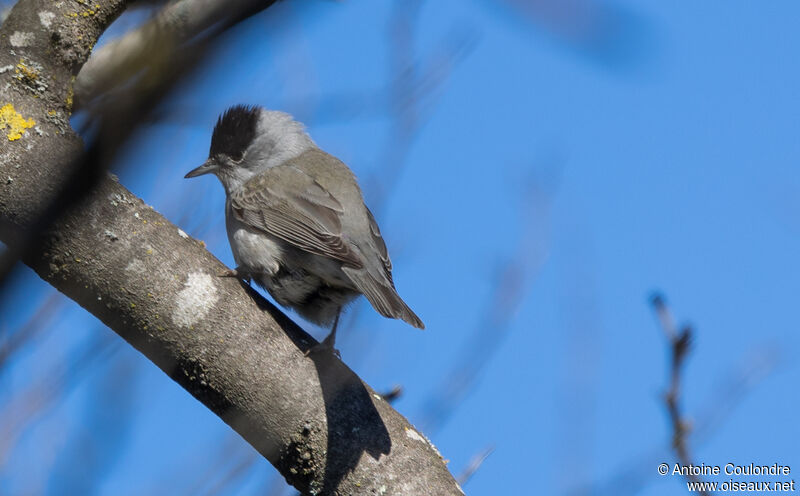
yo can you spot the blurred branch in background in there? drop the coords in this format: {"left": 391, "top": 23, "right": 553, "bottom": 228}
{"left": 44, "top": 349, "right": 139, "bottom": 496}
{"left": 691, "top": 344, "right": 782, "bottom": 446}
{"left": 74, "top": 0, "right": 279, "bottom": 111}
{"left": 574, "top": 346, "right": 780, "bottom": 496}
{"left": 554, "top": 224, "right": 601, "bottom": 495}
{"left": 135, "top": 427, "right": 257, "bottom": 496}
{"left": 0, "top": 331, "right": 120, "bottom": 470}
{"left": 379, "top": 384, "right": 404, "bottom": 404}
{"left": 568, "top": 296, "right": 781, "bottom": 496}
{"left": 650, "top": 293, "right": 709, "bottom": 494}
{"left": 480, "top": 0, "right": 655, "bottom": 70}
{"left": 341, "top": 1, "right": 477, "bottom": 355}
{"left": 0, "top": 290, "right": 63, "bottom": 374}
{"left": 457, "top": 445, "right": 495, "bottom": 486}
{"left": 188, "top": 434, "right": 264, "bottom": 496}
{"left": 372, "top": 17, "right": 478, "bottom": 206}
{"left": 416, "top": 170, "right": 555, "bottom": 437}
{"left": 284, "top": 6, "right": 477, "bottom": 130}
{"left": 407, "top": 167, "right": 556, "bottom": 490}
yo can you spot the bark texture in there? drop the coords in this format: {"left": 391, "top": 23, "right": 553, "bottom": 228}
{"left": 0, "top": 1, "right": 463, "bottom": 494}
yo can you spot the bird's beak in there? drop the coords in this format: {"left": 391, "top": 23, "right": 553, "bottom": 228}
{"left": 184, "top": 159, "right": 218, "bottom": 178}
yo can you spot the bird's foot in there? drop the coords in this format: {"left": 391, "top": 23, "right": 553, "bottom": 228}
{"left": 218, "top": 267, "right": 252, "bottom": 284}
{"left": 304, "top": 332, "right": 341, "bottom": 359}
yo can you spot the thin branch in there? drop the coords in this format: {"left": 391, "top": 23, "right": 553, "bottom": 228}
{"left": 378, "top": 385, "right": 404, "bottom": 404}
{"left": 650, "top": 293, "right": 709, "bottom": 496}
{"left": 568, "top": 342, "right": 780, "bottom": 496}
{"left": 457, "top": 445, "right": 494, "bottom": 486}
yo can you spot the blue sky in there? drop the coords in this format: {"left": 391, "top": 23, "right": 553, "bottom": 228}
{"left": 2, "top": 0, "right": 799, "bottom": 494}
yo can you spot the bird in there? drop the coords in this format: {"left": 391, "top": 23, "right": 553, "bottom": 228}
{"left": 184, "top": 105, "right": 424, "bottom": 353}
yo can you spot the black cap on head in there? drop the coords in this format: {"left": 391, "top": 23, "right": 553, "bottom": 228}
{"left": 209, "top": 105, "right": 260, "bottom": 161}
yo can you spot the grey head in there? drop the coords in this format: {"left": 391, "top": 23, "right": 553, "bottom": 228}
{"left": 184, "top": 105, "right": 315, "bottom": 193}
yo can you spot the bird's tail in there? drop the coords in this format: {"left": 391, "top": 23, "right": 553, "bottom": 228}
{"left": 342, "top": 267, "right": 424, "bottom": 329}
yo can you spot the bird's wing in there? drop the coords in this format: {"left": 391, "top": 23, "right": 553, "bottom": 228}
{"left": 230, "top": 165, "right": 363, "bottom": 268}
{"left": 364, "top": 206, "right": 393, "bottom": 283}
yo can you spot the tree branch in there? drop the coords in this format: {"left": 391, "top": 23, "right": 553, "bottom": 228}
{"left": 0, "top": 1, "right": 462, "bottom": 494}
{"left": 74, "top": 0, "right": 277, "bottom": 109}
{"left": 651, "top": 293, "right": 709, "bottom": 496}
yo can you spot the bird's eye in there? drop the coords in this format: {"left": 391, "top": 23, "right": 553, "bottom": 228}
{"left": 231, "top": 151, "right": 245, "bottom": 163}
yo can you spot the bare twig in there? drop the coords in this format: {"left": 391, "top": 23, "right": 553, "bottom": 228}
{"left": 568, "top": 341, "right": 780, "bottom": 496}
{"left": 457, "top": 445, "right": 495, "bottom": 486}
{"left": 379, "top": 385, "right": 404, "bottom": 404}
{"left": 650, "top": 293, "right": 709, "bottom": 495}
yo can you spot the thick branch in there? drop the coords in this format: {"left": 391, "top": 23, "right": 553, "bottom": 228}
{"left": 0, "top": 0, "right": 128, "bottom": 229}
{"left": 7, "top": 175, "right": 461, "bottom": 494}
{"left": 0, "top": 2, "right": 462, "bottom": 494}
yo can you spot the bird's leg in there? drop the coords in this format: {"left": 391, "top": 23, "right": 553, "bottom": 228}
{"left": 305, "top": 307, "right": 342, "bottom": 358}
{"left": 218, "top": 266, "right": 252, "bottom": 284}
{"left": 321, "top": 310, "right": 341, "bottom": 350}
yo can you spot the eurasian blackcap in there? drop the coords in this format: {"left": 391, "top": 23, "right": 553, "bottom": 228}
{"left": 184, "top": 105, "right": 424, "bottom": 352}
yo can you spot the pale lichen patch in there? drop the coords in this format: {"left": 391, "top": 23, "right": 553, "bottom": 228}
{"left": 108, "top": 192, "right": 134, "bottom": 207}
{"left": 38, "top": 11, "right": 56, "bottom": 28}
{"left": 125, "top": 258, "right": 145, "bottom": 274}
{"left": 172, "top": 272, "right": 218, "bottom": 329}
{"left": 177, "top": 228, "right": 189, "bottom": 239}
{"left": 404, "top": 426, "right": 444, "bottom": 459}
{"left": 10, "top": 31, "right": 34, "bottom": 47}
{"left": 404, "top": 427, "right": 426, "bottom": 444}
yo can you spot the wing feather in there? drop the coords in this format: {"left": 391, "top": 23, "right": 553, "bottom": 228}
{"left": 230, "top": 166, "right": 362, "bottom": 268}
{"left": 364, "top": 207, "right": 393, "bottom": 283}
